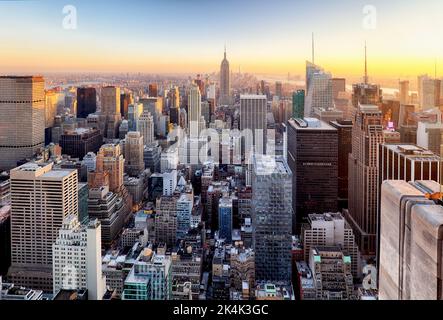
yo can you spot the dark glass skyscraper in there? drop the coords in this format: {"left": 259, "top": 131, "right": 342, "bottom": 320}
{"left": 77, "top": 87, "right": 97, "bottom": 119}
{"left": 287, "top": 118, "right": 338, "bottom": 231}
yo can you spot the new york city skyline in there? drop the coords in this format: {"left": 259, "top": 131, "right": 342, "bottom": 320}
{"left": 2, "top": 0, "right": 443, "bottom": 308}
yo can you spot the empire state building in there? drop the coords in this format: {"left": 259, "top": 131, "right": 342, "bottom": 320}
{"left": 220, "top": 47, "right": 231, "bottom": 105}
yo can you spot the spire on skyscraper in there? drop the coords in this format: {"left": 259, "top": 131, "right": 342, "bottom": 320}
{"left": 364, "top": 41, "right": 368, "bottom": 84}
{"left": 312, "top": 32, "right": 315, "bottom": 64}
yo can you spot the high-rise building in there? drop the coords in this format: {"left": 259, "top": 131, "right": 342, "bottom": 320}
{"left": 346, "top": 104, "right": 384, "bottom": 255}
{"left": 416, "top": 112, "right": 443, "bottom": 155}
{"left": 162, "top": 170, "right": 177, "bottom": 196}
{"left": 101, "top": 86, "right": 122, "bottom": 139}
{"left": 101, "top": 86, "right": 121, "bottom": 116}
{"left": 399, "top": 80, "right": 410, "bottom": 105}
{"left": 252, "top": 155, "right": 292, "bottom": 284}
{"left": 301, "top": 212, "right": 360, "bottom": 278}
{"left": 123, "top": 132, "right": 145, "bottom": 177}
{"left": 332, "top": 78, "right": 346, "bottom": 99}
{"left": 218, "top": 197, "right": 233, "bottom": 243}
{"left": 52, "top": 215, "right": 106, "bottom": 300}
{"left": 239, "top": 95, "right": 268, "bottom": 155}
{"left": 378, "top": 144, "right": 441, "bottom": 186}
{"left": 379, "top": 180, "right": 443, "bottom": 300}
{"left": 418, "top": 75, "right": 441, "bottom": 110}
{"left": 77, "top": 87, "right": 97, "bottom": 119}
{"left": 144, "top": 142, "right": 161, "bottom": 174}
{"left": 137, "top": 111, "right": 155, "bottom": 146}
{"left": 45, "top": 89, "right": 58, "bottom": 129}
{"left": 120, "top": 92, "right": 132, "bottom": 118}
{"left": 220, "top": 47, "right": 231, "bottom": 106}
{"left": 0, "top": 76, "right": 45, "bottom": 171}
{"left": 7, "top": 162, "right": 78, "bottom": 292}
{"left": 352, "top": 83, "right": 382, "bottom": 108}
{"left": 330, "top": 120, "right": 353, "bottom": 209}
{"left": 352, "top": 44, "right": 382, "bottom": 109}
{"left": 304, "top": 72, "right": 333, "bottom": 117}
{"left": 148, "top": 83, "right": 158, "bottom": 97}
{"left": 292, "top": 90, "right": 305, "bottom": 119}
{"left": 287, "top": 118, "right": 338, "bottom": 230}
{"left": 376, "top": 143, "right": 441, "bottom": 264}
{"left": 155, "top": 196, "right": 178, "bottom": 247}
{"left": 305, "top": 61, "right": 323, "bottom": 94}
{"left": 128, "top": 103, "right": 143, "bottom": 131}
{"left": 87, "top": 185, "right": 128, "bottom": 246}
{"left": 90, "top": 144, "right": 125, "bottom": 194}
{"left": 275, "top": 81, "right": 283, "bottom": 98}
{"left": 176, "top": 193, "right": 193, "bottom": 241}
{"left": 59, "top": 128, "right": 103, "bottom": 160}
{"left": 188, "top": 83, "right": 202, "bottom": 138}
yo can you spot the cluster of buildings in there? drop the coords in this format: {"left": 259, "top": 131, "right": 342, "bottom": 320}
{"left": 2, "top": 45, "right": 443, "bottom": 301}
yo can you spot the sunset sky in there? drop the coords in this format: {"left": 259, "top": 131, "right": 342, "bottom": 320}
{"left": 1, "top": 0, "right": 443, "bottom": 78}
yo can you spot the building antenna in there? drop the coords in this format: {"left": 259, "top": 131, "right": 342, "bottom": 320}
{"left": 224, "top": 43, "right": 227, "bottom": 59}
{"left": 364, "top": 41, "right": 368, "bottom": 85}
{"left": 312, "top": 32, "right": 315, "bottom": 64}
{"left": 435, "top": 58, "right": 437, "bottom": 79}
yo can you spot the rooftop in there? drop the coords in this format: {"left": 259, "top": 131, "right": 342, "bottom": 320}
{"left": 288, "top": 118, "right": 337, "bottom": 131}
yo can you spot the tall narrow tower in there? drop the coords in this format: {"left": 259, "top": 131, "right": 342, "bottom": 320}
{"left": 220, "top": 46, "right": 231, "bottom": 106}
{"left": 346, "top": 104, "right": 384, "bottom": 256}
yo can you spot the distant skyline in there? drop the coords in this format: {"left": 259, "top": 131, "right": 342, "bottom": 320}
{"left": 1, "top": 0, "right": 443, "bottom": 79}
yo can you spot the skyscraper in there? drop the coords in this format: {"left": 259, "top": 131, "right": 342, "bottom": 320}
{"left": 77, "top": 87, "right": 97, "bottom": 119}
{"left": 292, "top": 90, "right": 305, "bottom": 119}
{"left": 188, "top": 83, "right": 202, "bottom": 138}
{"left": 275, "top": 81, "right": 283, "bottom": 98}
{"left": 101, "top": 86, "right": 122, "bottom": 139}
{"left": 220, "top": 47, "right": 231, "bottom": 106}
{"left": 376, "top": 143, "right": 441, "bottom": 266}
{"left": 176, "top": 192, "right": 193, "bottom": 241}
{"left": 137, "top": 111, "right": 154, "bottom": 146}
{"left": 332, "top": 78, "right": 346, "bottom": 100}
{"left": 101, "top": 86, "right": 121, "bottom": 115}
{"left": 304, "top": 69, "right": 333, "bottom": 117}
{"left": 155, "top": 196, "right": 178, "bottom": 248}
{"left": 346, "top": 104, "right": 384, "bottom": 255}
{"left": 59, "top": 128, "right": 103, "bottom": 160}
{"left": 123, "top": 132, "right": 145, "bottom": 177}
{"left": 148, "top": 83, "right": 158, "bottom": 97}
{"left": 120, "top": 92, "right": 132, "bottom": 118}
{"left": 239, "top": 95, "right": 268, "bottom": 155}
{"left": 287, "top": 118, "right": 338, "bottom": 230}
{"left": 418, "top": 75, "right": 441, "bottom": 110}
{"left": 52, "top": 216, "right": 106, "bottom": 300}
{"left": 92, "top": 144, "right": 125, "bottom": 194}
{"left": 329, "top": 120, "right": 353, "bottom": 210}
{"left": 7, "top": 162, "right": 78, "bottom": 292}
{"left": 399, "top": 80, "right": 410, "bottom": 105}
{"left": 252, "top": 155, "right": 292, "bottom": 284}
{"left": 352, "top": 45, "right": 382, "bottom": 108}
{"left": 0, "top": 76, "right": 45, "bottom": 171}
{"left": 379, "top": 180, "right": 443, "bottom": 300}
